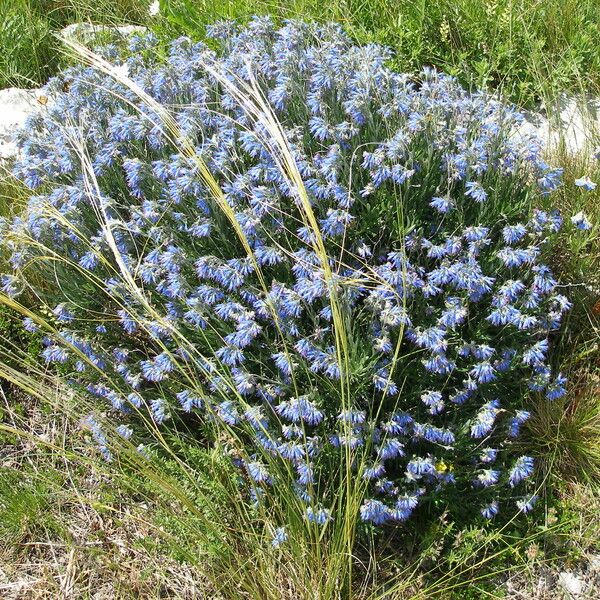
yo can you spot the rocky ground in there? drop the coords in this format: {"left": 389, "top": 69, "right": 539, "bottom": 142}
{"left": 501, "top": 558, "right": 600, "bottom": 599}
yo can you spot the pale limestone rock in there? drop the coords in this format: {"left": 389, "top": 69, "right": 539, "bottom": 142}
{"left": 557, "top": 571, "right": 585, "bottom": 598}
{"left": 149, "top": 1, "right": 160, "bottom": 16}
{"left": 59, "top": 23, "right": 147, "bottom": 44}
{"left": 514, "top": 94, "right": 600, "bottom": 155}
{"left": 0, "top": 87, "right": 51, "bottom": 159}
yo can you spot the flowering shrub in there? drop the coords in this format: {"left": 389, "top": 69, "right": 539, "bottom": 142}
{"left": 2, "top": 18, "right": 570, "bottom": 527}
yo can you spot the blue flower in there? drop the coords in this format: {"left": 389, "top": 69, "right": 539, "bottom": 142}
{"left": 475, "top": 469, "right": 500, "bottom": 487}
{"left": 377, "top": 439, "right": 405, "bottom": 460}
{"left": 494, "top": 280, "right": 525, "bottom": 304}
{"left": 116, "top": 424, "right": 133, "bottom": 440}
{"left": 22, "top": 317, "right": 39, "bottom": 333}
{"left": 516, "top": 495, "right": 538, "bottom": 513}
{"left": 42, "top": 345, "right": 69, "bottom": 363}
{"left": 421, "top": 424, "right": 455, "bottom": 446}
{"left": 216, "top": 401, "right": 240, "bottom": 426}
{"left": 337, "top": 409, "right": 366, "bottom": 425}
{"left": 420, "top": 391, "right": 444, "bottom": 415}
{"left": 278, "top": 440, "right": 307, "bottom": 461}
{"left": 52, "top": 303, "right": 74, "bottom": 323}
{"left": 508, "top": 410, "right": 530, "bottom": 438}
{"left": 480, "top": 501, "right": 499, "bottom": 519}
{"left": 79, "top": 251, "right": 99, "bottom": 270}
{"left": 472, "top": 344, "right": 495, "bottom": 361}
{"left": 117, "top": 309, "right": 138, "bottom": 334}
{"left": 215, "top": 345, "right": 245, "bottom": 366}
{"left": 486, "top": 305, "right": 521, "bottom": 327}
{"left": 296, "top": 461, "right": 314, "bottom": 485}
{"left": 414, "top": 327, "right": 447, "bottom": 353}
{"left": 150, "top": 398, "right": 167, "bottom": 424}
{"left": 362, "top": 462, "right": 386, "bottom": 480}
{"left": 123, "top": 158, "right": 145, "bottom": 198}
{"left": 545, "top": 373, "right": 567, "bottom": 400}
{"left": 247, "top": 461, "right": 271, "bottom": 484}
{"left": 360, "top": 499, "right": 389, "bottom": 525}
{"left": 522, "top": 339, "right": 548, "bottom": 366}
{"left": 502, "top": 224, "right": 527, "bottom": 244}
{"left": 271, "top": 527, "right": 288, "bottom": 548}
{"left": 276, "top": 396, "right": 324, "bottom": 425}
{"left": 537, "top": 168, "right": 563, "bottom": 193}
{"left": 141, "top": 352, "right": 174, "bottom": 382}
{"left": 254, "top": 245, "right": 284, "bottom": 266}
{"left": 471, "top": 400, "right": 500, "bottom": 439}
{"left": 480, "top": 448, "right": 498, "bottom": 463}
{"left": 176, "top": 390, "right": 203, "bottom": 412}
{"left": 406, "top": 456, "right": 436, "bottom": 478}
{"left": 380, "top": 305, "right": 411, "bottom": 327}
{"left": 306, "top": 506, "right": 331, "bottom": 525}
{"left": 463, "top": 226, "right": 490, "bottom": 242}
{"left": 508, "top": 456, "right": 534, "bottom": 487}
{"left": 382, "top": 413, "right": 413, "bottom": 436}
{"left": 438, "top": 297, "right": 467, "bottom": 328}
{"left": 469, "top": 361, "right": 497, "bottom": 383}
{"left": 320, "top": 208, "right": 354, "bottom": 237}
{"left": 571, "top": 211, "right": 592, "bottom": 230}
{"left": 127, "top": 392, "right": 143, "bottom": 408}
{"left": 271, "top": 352, "right": 295, "bottom": 376}
{"left": 430, "top": 196, "right": 454, "bottom": 213}
{"left": 496, "top": 246, "right": 539, "bottom": 268}
{"left": 465, "top": 181, "right": 488, "bottom": 203}
{"left": 388, "top": 494, "right": 419, "bottom": 521}
{"left": 422, "top": 352, "right": 456, "bottom": 375}
{"left": 83, "top": 415, "right": 112, "bottom": 461}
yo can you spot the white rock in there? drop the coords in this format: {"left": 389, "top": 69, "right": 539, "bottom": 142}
{"left": 557, "top": 571, "right": 585, "bottom": 597}
{"left": 0, "top": 21, "right": 144, "bottom": 161}
{"left": 514, "top": 94, "right": 600, "bottom": 155}
{"left": 0, "top": 87, "right": 52, "bottom": 160}
{"left": 59, "top": 23, "right": 147, "bottom": 44}
{"left": 589, "top": 554, "right": 600, "bottom": 572}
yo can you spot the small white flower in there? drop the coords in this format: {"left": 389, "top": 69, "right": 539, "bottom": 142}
{"left": 149, "top": 0, "right": 160, "bottom": 16}
{"left": 574, "top": 176, "right": 597, "bottom": 191}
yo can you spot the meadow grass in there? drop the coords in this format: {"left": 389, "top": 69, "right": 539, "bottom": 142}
{"left": 525, "top": 145, "right": 600, "bottom": 494}
{"left": 0, "top": 0, "right": 149, "bottom": 88}
{"left": 157, "top": 0, "right": 600, "bottom": 108}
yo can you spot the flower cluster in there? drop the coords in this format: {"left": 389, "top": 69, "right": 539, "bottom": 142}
{"left": 3, "top": 18, "right": 570, "bottom": 526}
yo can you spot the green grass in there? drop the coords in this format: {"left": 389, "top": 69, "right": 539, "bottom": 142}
{"left": 519, "top": 143, "right": 600, "bottom": 493}
{"left": 157, "top": 0, "right": 600, "bottom": 107}
{"left": 0, "top": 390, "right": 219, "bottom": 597}
{"left": 0, "top": 0, "right": 150, "bottom": 88}
{"left": 525, "top": 375, "right": 600, "bottom": 488}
